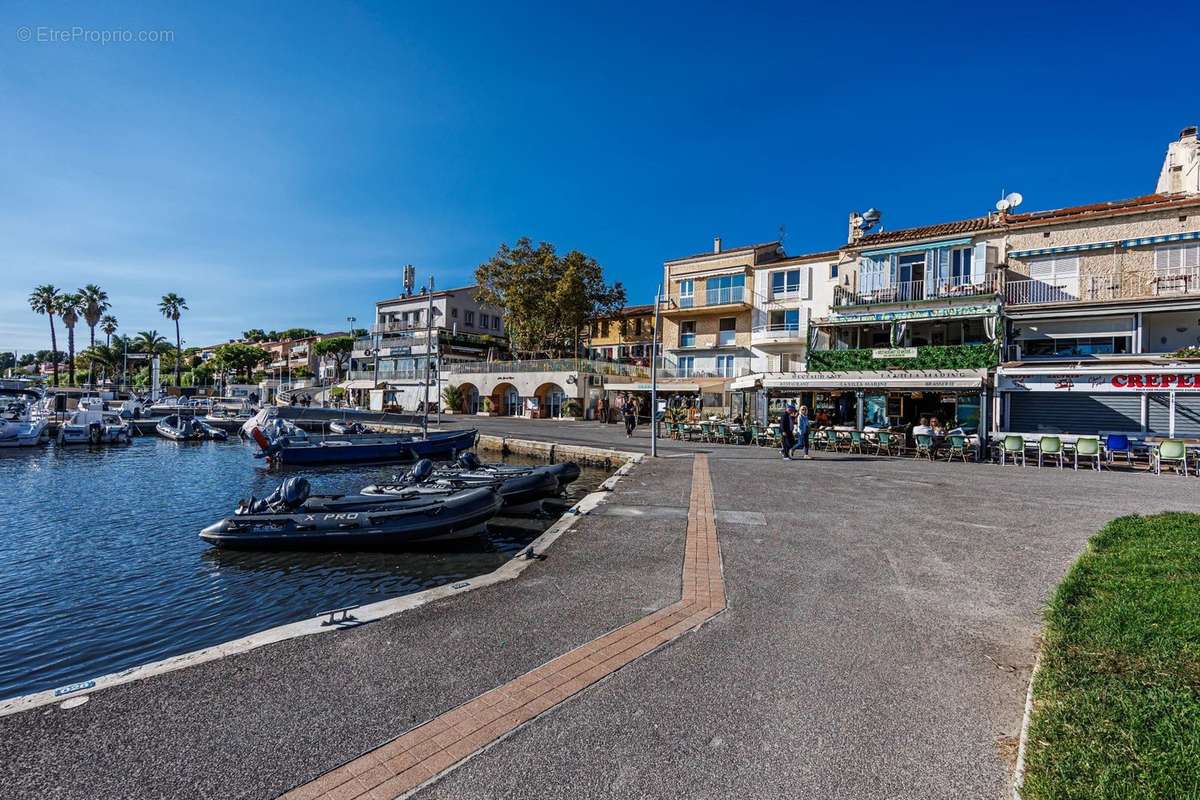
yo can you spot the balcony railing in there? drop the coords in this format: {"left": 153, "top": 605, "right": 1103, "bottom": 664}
{"left": 443, "top": 358, "right": 652, "bottom": 378}
{"left": 835, "top": 273, "right": 1002, "bottom": 307}
{"left": 345, "top": 369, "right": 427, "bottom": 382}
{"left": 663, "top": 286, "right": 748, "bottom": 310}
{"left": 1005, "top": 268, "right": 1200, "bottom": 306}
{"left": 751, "top": 323, "right": 804, "bottom": 340}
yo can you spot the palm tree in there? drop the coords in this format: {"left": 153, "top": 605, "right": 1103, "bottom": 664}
{"left": 79, "top": 343, "right": 121, "bottom": 385}
{"left": 79, "top": 284, "right": 110, "bottom": 350}
{"left": 133, "top": 330, "right": 169, "bottom": 354}
{"left": 58, "top": 292, "right": 84, "bottom": 386}
{"left": 158, "top": 293, "right": 188, "bottom": 386}
{"left": 101, "top": 314, "right": 118, "bottom": 346}
{"left": 28, "top": 285, "right": 62, "bottom": 386}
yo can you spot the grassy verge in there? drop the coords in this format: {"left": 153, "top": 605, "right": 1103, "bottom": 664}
{"left": 1022, "top": 513, "right": 1200, "bottom": 800}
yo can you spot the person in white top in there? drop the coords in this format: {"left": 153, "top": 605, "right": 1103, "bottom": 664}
{"left": 911, "top": 416, "right": 932, "bottom": 436}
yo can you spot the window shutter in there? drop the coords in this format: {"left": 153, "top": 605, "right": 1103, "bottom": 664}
{"left": 971, "top": 242, "right": 987, "bottom": 283}
{"left": 802, "top": 266, "right": 813, "bottom": 299}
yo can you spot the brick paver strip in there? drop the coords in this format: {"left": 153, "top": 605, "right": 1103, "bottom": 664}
{"left": 279, "top": 454, "right": 723, "bottom": 800}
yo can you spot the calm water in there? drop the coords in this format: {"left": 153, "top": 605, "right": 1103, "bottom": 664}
{"left": 0, "top": 435, "right": 608, "bottom": 701}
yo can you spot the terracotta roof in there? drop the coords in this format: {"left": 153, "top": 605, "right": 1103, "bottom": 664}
{"left": 778, "top": 248, "right": 842, "bottom": 262}
{"left": 1005, "top": 192, "right": 1200, "bottom": 227}
{"left": 615, "top": 303, "right": 656, "bottom": 316}
{"left": 850, "top": 216, "right": 999, "bottom": 250}
{"left": 665, "top": 240, "right": 780, "bottom": 263}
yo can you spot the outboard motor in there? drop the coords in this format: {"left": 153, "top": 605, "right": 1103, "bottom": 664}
{"left": 237, "top": 476, "right": 311, "bottom": 515}
{"left": 408, "top": 459, "right": 435, "bottom": 484}
{"left": 456, "top": 452, "right": 482, "bottom": 470}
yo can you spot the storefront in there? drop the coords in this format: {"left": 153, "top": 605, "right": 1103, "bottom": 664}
{"left": 754, "top": 369, "right": 991, "bottom": 434}
{"left": 601, "top": 380, "right": 724, "bottom": 422}
{"left": 997, "top": 365, "right": 1200, "bottom": 436}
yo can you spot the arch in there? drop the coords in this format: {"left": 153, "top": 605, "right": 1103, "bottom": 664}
{"left": 534, "top": 382, "right": 567, "bottom": 418}
{"left": 492, "top": 382, "right": 521, "bottom": 416}
{"left": 457, "top": 382, "right": 481, "bottom": 414}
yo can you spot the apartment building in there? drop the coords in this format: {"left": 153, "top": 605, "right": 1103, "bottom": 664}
{"left": 587, "top": 304, "right": 656, "bottom": 365}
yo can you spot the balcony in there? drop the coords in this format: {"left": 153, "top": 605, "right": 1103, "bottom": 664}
{"left": 1005, "top": 268, "right": 1200, "bottom": 306}
{"left": 751, "top": 323, "right": 806, "bottom": 351}
{"left": 834, "top": 273, "right": 1003, "bottom": 308}
{"left": 661, "top": 286, "right": 751, "bottom": 315}
{"left": 443, "top": 358, "right": 652, "bottom": 379}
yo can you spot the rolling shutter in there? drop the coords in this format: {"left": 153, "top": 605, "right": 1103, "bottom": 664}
{"left": 1148, "top": 393, "right": 1200, "bottom": 436}
{"left": 1008, "top": 393, "right": 1141, "bottom": 434}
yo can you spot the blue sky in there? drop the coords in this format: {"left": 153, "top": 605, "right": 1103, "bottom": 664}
{"left": 2, "top": 1, "right": 1193, "bottom": 353}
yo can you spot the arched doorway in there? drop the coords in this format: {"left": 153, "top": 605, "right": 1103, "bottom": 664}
{"left": 534, "top": 382, "right": 567, "bottom": 418}
{"left": 459, "top": 383, "right": 480, "bottom": 414}
{"left": 493, "top": 382, "right": 521, "bottom": 416}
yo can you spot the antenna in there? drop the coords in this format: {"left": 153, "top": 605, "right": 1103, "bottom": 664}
{"left": 778, "top": 224, "right": 786, "bottom": 244}
{"left": 403, "top": 264, "right": 415, "bottom": 296}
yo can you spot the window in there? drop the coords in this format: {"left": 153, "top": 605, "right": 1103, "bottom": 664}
{"left": 464, "top": 310, "right": 475, "bottom": 326}
{"left": 716, "top": 355, "right": 736, "bottom": 377}
{"left": 679, "top": 320, "right": 696, "bottom": 348}
{"left": 706, "top": 274, "right": 745, "bottom": 305}
{"left": 897, "top": 253, "right": 925, "bottom": 285}
{"left": 1022, "top": 336, "right": 1131, "bottom": 357}
{"left": 677, "top": 356, "right": 695, "bottom": 377}
{"left": 634, "top": 318, "right": 643, "bottom": 335}
{"left": 859, "top": 256, "right": 888, "bottom": 293}
{"left": 1154, "top": 243, "right": 1200, "bottom": 271}
{"left": 480, "top": 313, "right": 489, "bottom": 328}
{"left": 771, "top": 269, "right": 802, "bottom": 298}
{"left": 678, "top": 279, "right": 695, "bottom": 308}
{"left": 1028, "top": 255, "right": 1080, "bottom": 298}
{"left": 601, "top": 320, "right": 609, "bottom": 337}
{"left": 494, "top": 315, "right": 502, "bottom": 330}
{"left": 718, "top": 317, "right": 737, "bottom": 346}
{"left": 950, "top": 248, "right": 973, "bottom": 285}
{"left": 451, "top": 308, "right": 458, "bottom": 318}
{"left": 830, "top": 263, "right": 839, "bottom": 279}
{"left": 590, "top": 321, "right": 599, "bottom": 337}
{"left": 769, "top": 309, "right": 801, "bottom": 332}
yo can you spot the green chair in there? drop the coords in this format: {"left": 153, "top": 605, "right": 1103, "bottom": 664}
{"left": 914, "top": 433, "right": 934, "bottom": 460}
{"left": 1073, "top": 436, "right": 1102, "bottom": 471}
{"left": 1038, "top": 435, "right": 1063, "bottom": 468}
{"left": 873, "top": 430, "right": 896, "bottom": 456}
{"left": 1155, "top": 439, "right": 1189, "bottom": 476}
{"left": 1000, "top": 434, "right": 1026, "bottom": 466}
{"left": 848, "top": 430, "right": 865, "bottom": 454}
{"left": 698, "top": 421, "right": 712, "bottom": 442}
{"left": 945, "top": 434, "right": 970, "bottom": 463}
{"left": 824, "top": 429, "right": 840, "bottom": 452}
{"left": 717, "top": 423, "right": 734, "bottom": 444}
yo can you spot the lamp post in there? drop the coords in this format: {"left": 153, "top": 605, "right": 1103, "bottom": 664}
{"left": 422, "top": 276, "right": 434, "bottom": 437}
{"left": 650, "top": 285, "right": 662, "bottom": 458}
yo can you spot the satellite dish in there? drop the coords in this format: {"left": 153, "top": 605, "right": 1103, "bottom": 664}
{"left": 863, "top": 208, "right": 881, "bottom": 223}
{"left": 996, "top": 198, "right": 1011, "bottom": 212}
{"left": 1005, "top": 192, "right": 1023, "bottom": 209}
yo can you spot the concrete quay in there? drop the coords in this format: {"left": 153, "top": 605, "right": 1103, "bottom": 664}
{"left": 3, "top": 417, "right": 1196, "bottom": 799}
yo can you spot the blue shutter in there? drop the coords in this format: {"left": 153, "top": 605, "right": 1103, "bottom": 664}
{"left": 971, "top": 243, "right": 987, "bottom": 283}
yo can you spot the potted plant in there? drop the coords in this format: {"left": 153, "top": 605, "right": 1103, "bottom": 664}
{"left": 561, "top": 398, "right": 582, "bottom": 420}
{"left": 478, "top": 396, "right": 493, "bottom": 416}
{"left": 441, "top": 384, "right": 464, "bottom": 415}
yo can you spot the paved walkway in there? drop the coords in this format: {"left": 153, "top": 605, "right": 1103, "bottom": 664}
{"left": 3, "top": 419, "right": 1197, "bottom": 799}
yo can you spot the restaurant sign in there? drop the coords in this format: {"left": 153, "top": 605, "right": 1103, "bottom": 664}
{"left": 871, "top": 347, "right": 918, "bottom": 359}
{"left": 999, "top": 371, "right": 1200, "bottom": 392}
{"left": 827, "top": 303, "right": 998, "bottom": 325}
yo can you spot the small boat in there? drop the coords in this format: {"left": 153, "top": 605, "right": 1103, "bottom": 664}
{"left": 57, "top": 409, "right": 132, "bottom": 445}
{"left": 443, "top": 451, "right": 582, "bottom": 491}
{"left": 199, "top": 476, "right": 503, "bottom": 549}
{"left": 156, "top": 414, "right": 229, "bottom": 441}
{"left": 363, "top": 458, "right": 563, "bottom": 512}
{"left": 329, "top": 420, "right": 375, "bottom": 435}
{"left": 239, "top": 408, "right": 310, "bottom": 441}
{"left": 147, "top": 396, "right": 185, "bottom": 416}
{"left": 249, "top": 426, "right": 478, "bottom": 466}
{"left": 0, "top": 390, "right": 49, "bottom": 447}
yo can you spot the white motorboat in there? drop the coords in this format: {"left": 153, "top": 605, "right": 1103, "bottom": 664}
{"left": 239, "top": 407, "right": 310, "bottom": 442}
{"left": 57, "top": 409, "right": 132, "bottom": 445}
{"left": 0, "top": 390, "right": 50, "bottom": 447}
{"left": 147, "top": 396, "right": 185, "bottom": 416}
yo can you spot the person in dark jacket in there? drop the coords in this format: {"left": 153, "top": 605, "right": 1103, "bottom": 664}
{"left": 623, "top": 396, "right": 638, "bottom": 437}
{"left": 779, "top": 404, "right": 796, "bottom": 460}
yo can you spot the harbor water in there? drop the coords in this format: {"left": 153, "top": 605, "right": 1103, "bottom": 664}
{"left": 0, "top": 435, "right": 609, "bottom": 702}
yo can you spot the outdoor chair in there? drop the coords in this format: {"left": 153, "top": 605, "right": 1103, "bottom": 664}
{"left": 1038, "top": 435, "right": 1064, "bottom": 468}
{"left": 847, "top": 430, "right": 865, "bottom": 454}
{"left": 1074, "top": 436, "right": 1102, "bottom": 471}
{"left": 913, "top": 433, "right": 934, "bottom": 461}
{"left": 699, "top": 422, "right": 713, "bottom": 442}
{"left": 873, "top": 430, "right": 896, "bottom": 456}
{"left": 1104, "top": 434, "right": 1134, "bottom": 466}
{"left": 824, "top": 429, "right": 840, "bottom": 452}
{"left": 999, "top": 434, "right": 1026, "bottom": 466}
{"left": 717, "top": 423, "right": 734, "bottom": 444}
{"left": 945, "top": 434, "right": 971, "bottom": 463}
{"left": 1155, "top": 439, "right": 1189, "bottom": 476}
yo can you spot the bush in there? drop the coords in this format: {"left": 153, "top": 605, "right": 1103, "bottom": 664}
{"left": 562, "top": 399, "right": 582, "bottom": 417}
{"left": 442, "top": 384, "right": 465, "bottom": 412}
{"left": 481, "top": 396, "right": 494, "bottom": 413}
{"left": 808, "top": 342, "right": 999, "bottom": 372}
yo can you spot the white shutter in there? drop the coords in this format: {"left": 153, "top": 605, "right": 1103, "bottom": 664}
{"left": 971, "top": 242, "right": 987, "bottom": 283}
{"left": 802, "top": 266, "right": 813, "bottom": 299}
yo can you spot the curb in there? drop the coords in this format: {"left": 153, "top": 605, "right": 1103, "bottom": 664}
{"left": 0, "top": 448, "right": 643, "bottom": 719}
{"left": 1010, "top": 649, "right": 1043, "bottom": 800}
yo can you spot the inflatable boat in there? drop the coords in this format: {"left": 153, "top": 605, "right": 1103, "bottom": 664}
{"left": 329, "top": 420, "right": 376, "bottom": 435}
{"left": 199, "top": 477, "right": 503, "bottom": 549}
{"left": 156, "top": 414, "right": 229, "bottom": 441}
{"left": 433, "top": 452, "right": 581, "bottom": 490}
{"left": 362, "top": 458, "right": 560, "bottom": 513}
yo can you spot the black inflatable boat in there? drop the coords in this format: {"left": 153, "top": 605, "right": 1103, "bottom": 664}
{"left": 156, "top": 414, "right": 228, "bottom": 441}
{"left": 361, "top": 459, "right": 559, "bottom": 513}
{"left": 199, "top": 476, "right": 503, "bottom": 549}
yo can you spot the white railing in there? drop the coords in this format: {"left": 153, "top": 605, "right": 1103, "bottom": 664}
{"left": 751, "top": 323, "right": 804, "bottom": 340}
{"left": 443, "top": 358, "right": 653, "bottom": 378}
{"left": 663, "top": 286, "right": 748, "bottom": 309}
{"left": 836, "top": 272, "right": 1002, "bottom": 307}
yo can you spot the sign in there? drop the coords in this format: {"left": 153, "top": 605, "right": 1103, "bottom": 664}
{"left": 871, "top": 347, "right": 918, "bottom": 359}
{"left": 827, "top": 304, "right": 998, "bottom": 324}
{"left": 54, "top": 680, "right": 95, "bottom": 697}
{"left": 998, "top": 370, "right": 1200, "bottom": 392}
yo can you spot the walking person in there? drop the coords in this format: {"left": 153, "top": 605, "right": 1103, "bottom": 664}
{"left": 779, "top": 403, "right": 796, "bottom": 460}
{"left": 623, "top": 395, "right": 638, "bottom": 437}
{"left": 792, "top": 404, "right": 812, "bottom": 459}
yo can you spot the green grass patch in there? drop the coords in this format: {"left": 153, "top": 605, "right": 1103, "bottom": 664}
{"left": 1022, "top": 513, "right": 1200, "bottom": 800}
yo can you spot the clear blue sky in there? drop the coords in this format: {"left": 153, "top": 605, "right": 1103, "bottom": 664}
{"left": 2, "top": 0, "right": 1193, "bottom": 353}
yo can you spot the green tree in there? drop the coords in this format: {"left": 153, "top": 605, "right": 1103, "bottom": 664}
{"left": 442, "top": 383, "right": 465, "bottom": 412}
{"left": 158, "top": 293, "right": 188, "bottom": 386}
{"left": 100, "top": 314, "right": 119, "bottom": 346}
{"left": 312, "top": 336, "right": 354, "bottom": 381}
{"left": 58, "top": 292, "right": 84, "bottom": 386}
{"left": 474, "top": 238, "right": 625, "bottom": 356}
{"left": 278, "top": 327, "right": 319, "bottom": 341}
{"left": 79, "top": 284, "right": 110, "bottom": 351}
{"left": 211, "top": 343, "right": 271, "bottom": 382}
{"left": 78, "top": 343, "right": 122, "bottom": 384}
{"left": 241, "top": 328, "right": 267, "bottom": 342}
{"left": 0, "top": 352, "right": 14, "bottom": 373}
{"left": 133, "top": 330, "right": 171, "bottom": 355}
{"left": 28, "top": 284, "right": 62, "bottom": 386}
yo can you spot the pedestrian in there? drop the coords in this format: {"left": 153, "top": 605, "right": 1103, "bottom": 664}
{"left": 792, "top": 404, "right": 812, "bottom": 459}
{"left": 779, "top": 403, "right": 796, "bottom": 460}
{"left": 624, "top": 396, "right": 638, "bottom": 437}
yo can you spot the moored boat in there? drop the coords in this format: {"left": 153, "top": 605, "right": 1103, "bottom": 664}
{"left": 57, "top": 409, "right": 132, "bottom": 445}
{"left": 199, "top": 477, "right": 503, "bottom": 549}
{"left": 329, "top": 420, "right": 375, "bottom": 435}
{"left": 363, "top": 458, "right": 560, "bottom": 512}
{"left": 249, "top": 426, "right": 477, "bottom": 466}
{"left": 0, "top": 390, "right": 49, "bottom": 447}
{"left": 156, "top": 414, "right": 229, "bottom": 441}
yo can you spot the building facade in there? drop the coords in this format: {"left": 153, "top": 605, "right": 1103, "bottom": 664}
{"left": 587, "top": 304, "right": 656, "bottom": 365}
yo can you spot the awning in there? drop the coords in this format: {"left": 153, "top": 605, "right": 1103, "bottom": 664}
{"left": 339, "top": 379, "right": 377, "bottom": 390}
{"left": 1122, "top": 230, "right": 1200, "bottom": 248}
{"left": 1010, "top": 240, "right": 1121, "bottom": 258}
{"left": 729, "top": 374, "right": 760, "bottom": 390}
{"left": 861, "top": 237, "right": 974, "bottom": 257}
{"left": 762, "top": 369, "right": 988, "bottom": 390}
{"left": 603, "top": 382, "right": 701, "bottom": 393}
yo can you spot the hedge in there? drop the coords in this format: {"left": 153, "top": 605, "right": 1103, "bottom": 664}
{"left": 807, "top": 343, "right": 999, "bottom": 372}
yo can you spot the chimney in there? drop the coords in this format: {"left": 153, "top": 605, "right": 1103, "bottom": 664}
{"left": 713, "top": 236, "right": 722, "bottom": 254}
{"left": 848, "top": 211, "right": 863, "bottom": 244}
{"left": 1156, "top": 125, "right": 1200, "bottom": 195}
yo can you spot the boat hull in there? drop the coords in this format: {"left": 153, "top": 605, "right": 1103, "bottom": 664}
{"left": 270, "top": 429, "right": 478, "bottom": 466}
